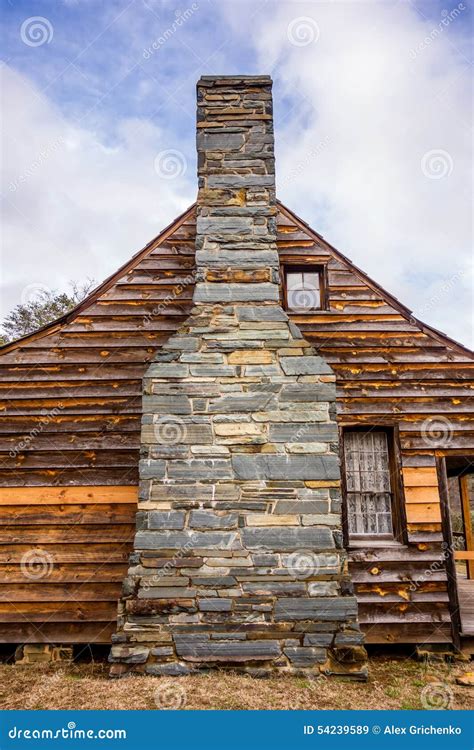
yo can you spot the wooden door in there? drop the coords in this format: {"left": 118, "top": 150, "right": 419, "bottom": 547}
{"left": 453, "top": 474, "right": 474, "bottom": 579}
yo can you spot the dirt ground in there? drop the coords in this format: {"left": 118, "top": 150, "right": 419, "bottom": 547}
{"left": 0, "top": 657, "right": 472, "bottom": 711}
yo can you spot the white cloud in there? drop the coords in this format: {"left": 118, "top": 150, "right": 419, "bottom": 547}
{"left": 0, "top": 64, "right": 195, "bottom": 321}
{"left": 220, "top": 1, "right": 473, "bottom": 347}
{"left": 1, "top": 1, "right": 472, "bottom": 349}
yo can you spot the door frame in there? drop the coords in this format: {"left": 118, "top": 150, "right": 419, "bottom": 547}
{"left": 436, "top": 456, "right": 462, "bottom": 649}
{"left": 455, "top": 474, "right": 474, "bottom": 579}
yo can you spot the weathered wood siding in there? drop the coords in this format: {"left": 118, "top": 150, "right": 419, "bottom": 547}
{"left": 0, "top": 208, "right": 196, "bottom": 642}
{"left": 277, "top": 203, "right": 474, "bottom": 644}
{"left": 0, "top": 202, "right": 472, "bottom": 644}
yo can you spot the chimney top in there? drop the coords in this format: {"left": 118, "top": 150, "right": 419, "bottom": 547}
{"left": 198, "top": 75, "right": 272, "bottom": 87}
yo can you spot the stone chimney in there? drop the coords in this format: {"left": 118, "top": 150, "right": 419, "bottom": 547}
{"left": 110, "top": 76, "right": 366, "bottom": 678}
{"left": 194, "top": 75, "right": 278, "bottom": 306}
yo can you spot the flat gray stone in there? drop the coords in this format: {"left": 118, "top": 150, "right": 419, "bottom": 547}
{"left": 308, "top": 582, "right": 339, "bottom": 597}
{"left": 138, "top": 587, "right": 196, "bottom": 598}
{"left": 269, "top": 423, "right": 338, "bottom": 442}
{"left": 189, "top": 510, "right": 238, "bottom": 530}
{"left": 145, "top": 363, "right": 189, "bottom": 378}
{"left": 189, "top": 365, "right": 236, "bottom": 377}
{"left": 196, "top": 250, "right": 278, "bottom": 268}
{"left": 303, "top": 633, "right": 334, "bottom": 647}
{"left": 135, "top": 530, "right": 241, "bottom": 551}
{"left": 191, "top": 576, "right": 236, "bottom": 586}
{"left": 284, "top": 646, "right": 327, "bottom": 666}
{"left": 150, "top": 646, "right": 174, "bottom": 656}
{"left": 242, "top": 582, "right": 306, "bottom": 595}
{"left": 149, "top": 484, "right": 214, "bottom": 502}
{"left": 139, "top": 459, "right": 166, "bottom": 480}
{"left": 280, "top": 356, "right": 334, "bottom": 376}
{"left": 148, "top": 511, "right": 186, "bottom": 530}
{"left": 275, "top": 597, "right": 358, "bottom": 622}
{"left": 175, "top": 638, "right": 281, "bottom": 662}
{"left": 274, "top": 501, "right": 329, "bottom": 514}
{"left": 207, "top": 174, "right": 275, "bottom": 188}
{"left": 167, "top": 459, "right": 233, "bottom": 480}
{"left": 141, "top": 423, "right": 213, "bottom": 445}
{"left": 148, "top": 445, "right": 188, "bottom": 459}
{"left": 251, "top": 554, "right": 279, "bottom": 566}
{"left": 232, "top": 454, "right": 341, "bottom": 481}
{"left": 334, "top": 631, "right": 365, "bottom": 646}
{"left": 181, "top": 353, "right": 224, "bottom": 364}
{"left": 279, "top": 384, "right": 335, "bottom": 403}
{"left": 198, "top": 599, "right": 232, "bottom": 612}
{"left": 241, "top": 527, "right": 334, "bottom": 551}
{"left": 164, "top": 337, "right": 199, "bottom": 352}
{"left": 109, "top": 646, "right": 149, "bottom": 664}
{"left": 209, "top": 393, "right": 276, "bottom": 413}
{"left": 281, "top": 552, "right": 340, "bottom": 575}
{"left": 194, "top": 283, "right": 279, "bottom": 303}
{"left": 142, "top": 395, "right": 191, "bottom": 415}
{"left": 145, "top": 663, "right": 191, "bottom": 676}
{"left": 236, "top": 306, "right": 288, "bottom": 322}
{"left": 288, "top": 322, "right": 304, "bottom": 339}
{"left": 197, "top": 132, "right": 245, "bottom": 150}
{"left": 197, "top": 216, "right": 253, "bottom": 235}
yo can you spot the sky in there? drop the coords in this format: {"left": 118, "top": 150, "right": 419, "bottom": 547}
{"left": 1, "top": 0, "right": 473, "bottom": 346}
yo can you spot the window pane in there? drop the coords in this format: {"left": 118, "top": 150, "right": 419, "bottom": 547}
{"left": 344, "top": 431, "right": 394, "bottom": 537}
{"left": 287, "top": 272, "right": 303, "bottom": 290}
{"left": 303, "top": 272, "right": 319, "bottom": 289}
{"left": 286, "top": 269, "right": 321, "bottom": 311}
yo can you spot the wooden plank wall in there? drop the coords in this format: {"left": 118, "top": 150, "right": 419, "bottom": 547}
{"left": 0, "top": 486, "right": 136, "bottom": 643}
{"left": 0, "top": 202, "right": 472, "bottom": 645}
{"left": 277, "top": 203, "right": 474, "bottom": 644}
{"left": 0, "top": 210, "right": 196, "bottom": 643}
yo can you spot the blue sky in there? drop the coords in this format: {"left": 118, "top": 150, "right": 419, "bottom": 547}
{"left": 1, "top": 0, "right": 473, "bottom": 345}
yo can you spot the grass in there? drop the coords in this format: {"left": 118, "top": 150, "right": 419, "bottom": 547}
{"left": 0, "top": 657, "right": 472, "bottom": 711}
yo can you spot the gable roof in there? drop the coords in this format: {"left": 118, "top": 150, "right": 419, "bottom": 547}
{"left": 0, "top": 204, "right": 196, "bottom": 354}
{"left": 1, "top": 201, "right": 472, "bottom": 359}
{"left": 278, "top": 202, "right": 473, "bottom": 359}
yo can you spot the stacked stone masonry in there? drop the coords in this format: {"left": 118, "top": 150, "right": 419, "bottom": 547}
{"left": 110, "top": 76, "right": 367, "bottom": 678}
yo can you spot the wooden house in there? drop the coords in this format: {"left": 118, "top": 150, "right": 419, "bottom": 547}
{"left": 0, "top": 76, "right": 472, "bottom": 673}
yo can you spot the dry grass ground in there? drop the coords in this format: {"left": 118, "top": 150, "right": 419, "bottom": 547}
{"left": 0, "top": 657, "right": 472, "bottom": 711}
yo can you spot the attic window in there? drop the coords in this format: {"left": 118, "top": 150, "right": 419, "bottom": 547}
{"left": 283, "top": 266, "right": 326, "bottom": 312}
